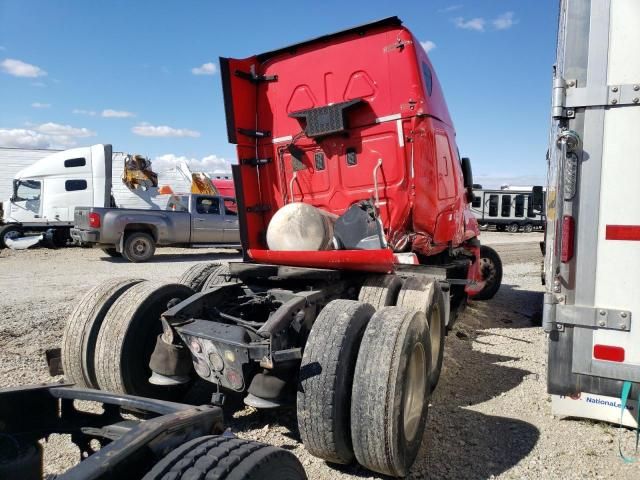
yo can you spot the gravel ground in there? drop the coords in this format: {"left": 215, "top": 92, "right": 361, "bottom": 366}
{"left": 1, "top": 233, "right": 638, "bottom": 479}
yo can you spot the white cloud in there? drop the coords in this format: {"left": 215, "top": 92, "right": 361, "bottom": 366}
{"left": 191, "top": 62, "right": 217, "bottom": 76}
{"left": 73, "top": 109, "right": 97, "bottom": 116}
{"left": 493, "top": 12, "right": 518, "bottom": 30}
{"left": 101, "top": 109, "right": 135, "bottom": 118}
{"left": 35, "top": 122, "right": 95, "bottom": 138}
{"left": 0, "top": 129, "right": 51, "bottom": 148}
{"left": 31, "top": 102, "right": 51, "bottom": 108}
{"left": 439, "top": 4, "right": 462, "bottom": 13}
{"left": 154, "top": 153, "right": 232, "bottom": 174}
{"left": 0, "top": 122, "right": 96, "bottom": 149}
{"left": 1, "top": 58, "right": 47, "bottom": 78}
{"left": 132, "top": 123, "right": 200, "bottom": 138}
{"left": 420, "top": 40, "right": 436, "bottom": 53}
{"left": 453, "top": 17, "right": 485, "bottom": 32}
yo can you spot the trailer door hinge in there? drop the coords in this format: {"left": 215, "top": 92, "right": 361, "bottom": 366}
{"left": 555, "top": 305, "right": 632, "bottom": 331}
{"left": 235, "top": 70, "right": 278, "bottom": 83}
{"left": 240, "top": 157, "right": 272, "bottom": 166}
{"left": 237, "top": 128, "right": 271, "bottom": 138}
{"left": 555, "top": 77, "right": 640, "bottom": 116}
{"left": 246, "top": 204, "right": 271, "bottom": 213}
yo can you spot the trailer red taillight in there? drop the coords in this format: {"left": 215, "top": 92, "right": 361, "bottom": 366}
{"left": 88, "top": 212, "right": 101, "bottom": 228}
{"left": 561, "top": 215, "right": 574, "bottom": 263}
{"left": 593, "top": 344, "right": 625, "bottom": 362}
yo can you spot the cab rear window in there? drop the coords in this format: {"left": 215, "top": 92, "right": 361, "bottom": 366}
{"left": 421, "top": 62, "right": 433, "bottom": 96}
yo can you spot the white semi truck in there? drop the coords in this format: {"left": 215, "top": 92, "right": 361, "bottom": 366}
{"left": 544, "top": 0, "right": 639, "bottom": 428}
{"left": 0, "top": 144, "right": 113, "bottom": 248}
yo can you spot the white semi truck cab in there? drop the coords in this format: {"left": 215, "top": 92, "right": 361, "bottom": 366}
{"left": 0, "top": 144, "right": 112, "bottom": 248}
{"left": 545, "top": 0, "right": 640, "bottom": 426}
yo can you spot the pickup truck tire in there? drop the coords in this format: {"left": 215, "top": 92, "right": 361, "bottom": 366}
{"left": 0, "top": 225, "right": 23, "bottom": 249}
{"left": 143, "top": 436, "right": 307, "bottom": 480}
{"left": 357, "top": 274, "right": 402, "bottom": 310}
{"left": 122, "top": 232, "right": 156, "bottom": 262}
{"left": 94, "top": 281, "right": 194, "bottom": 399}
{"left": 202, "top": 263, "right": 235, "bottom": 290}
{"left": 61, "top": 278, "right": 144, "bottom": 388}
{"left": 396, "top": 277, "right": 446, "bottom": 392}
{"left": 473, "top": 245, "right": 503, "bottom": 301}
{"left": 101, "top": 247, "right": 122, "bottom": 258}
{"left": 351, "top": 307, "right": 431, "bottom": 477}
{"left": 297, "top": 300, "right": 375, "bottom": 465}
{"left": 178, "top": 262, "right": 221, "bottom": 292}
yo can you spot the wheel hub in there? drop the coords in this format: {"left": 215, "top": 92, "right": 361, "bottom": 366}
{"left": 480, "top": 257, "right": 496, "bottom": 284}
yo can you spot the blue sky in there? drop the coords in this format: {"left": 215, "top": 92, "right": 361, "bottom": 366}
{"left": 0, "top": 0, "right": 557, "bottom": 186}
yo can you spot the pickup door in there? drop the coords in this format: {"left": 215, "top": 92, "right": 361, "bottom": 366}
{"left": 191, "top": 196, "right": 225, "bottom": 243}
{"left": 222, "top": 197, "right": 240, "bottom": 243}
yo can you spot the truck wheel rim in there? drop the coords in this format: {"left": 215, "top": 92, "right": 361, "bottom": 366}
{"left": 132, "top": 238, "right": 150, "bottom": 257}
{"left": 3, "top": 230, "right": 20, "bottom": 241}
{"left": 430, "top": 304, "right": 442, "bottom": 371}
{"left": 403, "top": 342, "right": 426, "bottom": 442}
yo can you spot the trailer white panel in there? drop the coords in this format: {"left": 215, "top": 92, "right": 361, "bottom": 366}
{"left": 592, "top": 0, "right": 640, "bottom": 366}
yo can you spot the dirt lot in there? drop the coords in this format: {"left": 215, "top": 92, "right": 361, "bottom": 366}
{"left": 1, "top": 233, "right": 638, "bottom": 479}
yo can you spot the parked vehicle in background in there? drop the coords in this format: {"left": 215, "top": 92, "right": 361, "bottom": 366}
{"left": 0, "top": 144, "right": 113, "bottom": 249}
{"left": 471, "top": 186, "right": 545, "bottom": 232}
{"left": 60, "top": 17, "right": 503, "bottom": 477}
{"left": 71, "top": 194, "right": 240, "bottom": 262}
{"left": 544, "top": 0, "right": 640, "bottom": 428}
{"left": 0, "top": 144, "right": 234, "bottom": 249}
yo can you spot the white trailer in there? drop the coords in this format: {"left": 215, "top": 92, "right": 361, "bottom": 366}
{"left": 471, "top": 188, "right": 544, "bottom": 233}
{"left": 544, "top": 0, "right": 640, "bottom": 427}
{"left": 0, "top": 144, "right": 192, "bottom": 248}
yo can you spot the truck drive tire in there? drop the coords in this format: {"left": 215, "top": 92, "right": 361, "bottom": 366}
{"left": 122, "top": 232, "right": 156, "bottom": 262}
{"left": 351, "top": 307, "right": 431, "bottom": 477}
{"left": 523, "top": 223, "right": 534, "bottom": 233}
{"left": 61, "top": 278, "right": 144, "bottom": 389}
{"left": 473, "top": 245, "right": 503, "bottom": 301}
{"left": 297, "top": 300, "right": 375, "bottom": 464}
{"left": 507, "top": 223, "right": 519, "bottom": 233}
{"left": 101, "top": 247, "right": 122, "bottom": 258}
{"left": 396, "top": 277, "right": 446, "bottom": 392}
{"left": 202, "top": 263, "right": 235, "bottom": 290}
{"left": 94, "top": 281, "right": 194, "bottom": 399}
{"left": 178, "top": 262, "right": 221, "bottom": 292}
{"left": 357, "top": 274, "right": 402, "bottom": 310}
{"left": 142, "top": 436, "right": 307, "bottom": 480}
{"left": 0, "top": 225, "right": 23, "bottom": 249}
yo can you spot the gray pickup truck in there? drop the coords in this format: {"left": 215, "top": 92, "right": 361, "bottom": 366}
{"left": 71, "top": 194, "right": 240, "bottom": 262}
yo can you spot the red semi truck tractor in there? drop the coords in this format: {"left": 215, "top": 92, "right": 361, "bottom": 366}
{"left": 59, "top": 17, "right": 502, "bottom": 477}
